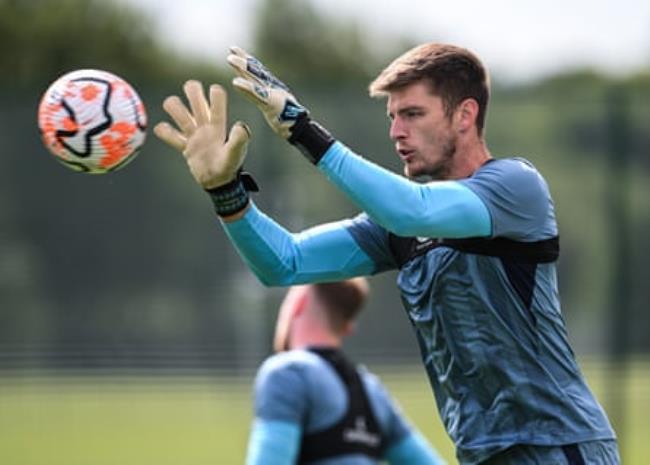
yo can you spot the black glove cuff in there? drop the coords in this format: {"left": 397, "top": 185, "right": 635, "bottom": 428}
{"left": 205, "top": 171, "right": 259, "bottom": 217}
{"left": 288, "top": 114, "right": 335, "bottom": 164}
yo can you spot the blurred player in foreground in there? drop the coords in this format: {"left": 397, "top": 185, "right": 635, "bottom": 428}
{"left": 245, "top": 278, "right": 445, "bottom": 465}
{"left": 154, "top": 43, "right": 619, "bottom": 464}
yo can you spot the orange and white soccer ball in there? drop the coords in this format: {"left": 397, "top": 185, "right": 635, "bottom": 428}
{"left": 38, "top": 69, "right": 147, "bottom": 173}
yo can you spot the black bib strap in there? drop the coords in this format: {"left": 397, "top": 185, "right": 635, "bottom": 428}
{"left": 298, "top": 348, "right": 385, "bottom": 463}
{"left": 443, "top": 236, "right": 559, "bottom": 263}
{"left": 388, "top": 234, "right": 559, "bottom": 268}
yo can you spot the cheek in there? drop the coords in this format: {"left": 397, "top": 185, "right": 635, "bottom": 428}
{"left": 422, "top": 120, "right": 453, "bottom": 147}
{"left": 416, "top": 125, "right": 442, "bottom": 153}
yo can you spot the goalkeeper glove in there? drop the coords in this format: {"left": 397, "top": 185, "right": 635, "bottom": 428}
{"left": 227, "top": 46, "right": 335, "bottom": 164}
{"left": 154, "top": 80, "right": 257, "bottom": 217}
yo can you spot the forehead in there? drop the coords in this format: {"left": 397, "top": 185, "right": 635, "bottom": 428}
{"left": 387, "top": 81, "right": 442, "bottom": 112}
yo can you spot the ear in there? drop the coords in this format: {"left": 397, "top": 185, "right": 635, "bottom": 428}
{"left": 454, "top": 98, "right": 479, "bottom": 134}
{"left": 273, "top": 286, "right": 308, "bottom": 352}
{"left": 293, "top": 290, "right": 309, "bottom": 317}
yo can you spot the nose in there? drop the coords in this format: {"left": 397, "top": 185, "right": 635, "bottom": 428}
{"left": 389, "top": 117, "right": 407, "bottom": 141}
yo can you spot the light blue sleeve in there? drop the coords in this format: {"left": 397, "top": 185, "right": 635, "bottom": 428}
{"left": 222, "top": 203, "right": 376, "bottom": 286}
{"left": 246, "top": 355, "right": 305, "bottom": 465}
{"left": 254, "top": 354, "right": 310, "bottom": 424}
{"left": 384, "top": 432, "right": 447, "bottom": 465}
{"left": 318, "top": 142, "right": 491, "bottom": 238}
{"left": 245, "top": 419, "right": 301, "bottom": 465}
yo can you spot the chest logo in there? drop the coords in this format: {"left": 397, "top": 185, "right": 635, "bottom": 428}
{"left": 343, "top": 416, "right": 381, "bottom": 447}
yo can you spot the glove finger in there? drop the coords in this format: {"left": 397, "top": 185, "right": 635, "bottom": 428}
{"left": 227, "top": 54, "right": 255, "bottom": 81}
{"left": 232, "top": 77, "right": 269, "bottom": 106}
{"left": 224, "top": 122, "right": 251, "bottom": 170}
{"left": 153, "top": 121, "right": 187, "bottom": 153}
{"left": 227, "top": 46, "right": 251, "bottom": 76}
{"left": 162, "top": 95, "right": 197, "bottom": 136}
{"left": 229, "top": 45, "right": 249, "bottom": 58}
{"left": 227, "top": 49, "right": 288, "bottom": 91}
{"left": 184, "top": 80, "right": 211, "bottom": 126}
{"left": 208, "top": 84, "right": 227, "bottom": 142}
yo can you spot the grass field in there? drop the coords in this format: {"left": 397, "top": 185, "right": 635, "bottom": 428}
{"left": 0, "top": 359, "right": 648, "bottom": 465}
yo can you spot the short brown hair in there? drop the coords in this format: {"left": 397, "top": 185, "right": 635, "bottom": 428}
{"left": 369, "top": 43, "right": 490, "bottom": 134}
{"left": 313, "top": 278, "right": 369, "bottom": 333}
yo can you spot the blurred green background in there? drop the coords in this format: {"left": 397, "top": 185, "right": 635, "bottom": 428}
{"left": 1, "top": 0, "right": 649, "bottom": 464}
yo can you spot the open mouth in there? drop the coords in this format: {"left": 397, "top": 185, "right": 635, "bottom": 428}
{"left": 397, "top": 148, "right": 415, "bottom": 161}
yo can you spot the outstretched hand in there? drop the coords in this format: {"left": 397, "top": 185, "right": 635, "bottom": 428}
{"left": 154, "top": 80, "right": 250, "bottom": 189}
{"left": 227, "top": 46, "right": 308, "bottom": 139}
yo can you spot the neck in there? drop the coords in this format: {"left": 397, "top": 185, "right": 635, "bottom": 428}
{"left": 449, "top": 137, "right": 491, "bottom": 180}
{"left": 292, "top": 331, "right": 342, "bottom": 351}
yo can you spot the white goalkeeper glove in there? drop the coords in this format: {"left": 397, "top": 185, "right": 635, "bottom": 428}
{"left": 227, "top": 46, "right": 335, "bottom": 164}
{"left": 227, "top": 46, "right": 307, "bottom": 139}
{"left": 154, "top": 81, "right": 257, "bottom": 217}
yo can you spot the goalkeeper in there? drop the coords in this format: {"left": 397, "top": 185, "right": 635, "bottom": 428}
{"left": 154, "top": 43, "right": 619, "bottom": 464}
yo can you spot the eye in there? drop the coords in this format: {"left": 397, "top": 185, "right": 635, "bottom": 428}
{"left": 405, "top": 109, "right": 423, "bottom": 119}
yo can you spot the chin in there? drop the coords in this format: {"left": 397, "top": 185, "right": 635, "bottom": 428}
{"left": 404, "top": 164, "right": 422, "bottom": 179}
{"left": 403, "top": 161, "right": 414, "bottom": 177}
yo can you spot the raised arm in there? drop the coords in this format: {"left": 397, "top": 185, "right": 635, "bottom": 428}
{"left": 319, "top": 142, "right": 490, "bottom": 238}
{"left": 223, "top": 204, "right": 376, "bottom": 286}
{"left": 153, "top": 81, "right": 377, "bottom": 286}
{"left": 227, "top": 47, "right": 491, "bottom": 239}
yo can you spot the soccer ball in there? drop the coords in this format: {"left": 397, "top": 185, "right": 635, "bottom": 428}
{"left": 37, "top": 69, "right": 147, "bottom": 174}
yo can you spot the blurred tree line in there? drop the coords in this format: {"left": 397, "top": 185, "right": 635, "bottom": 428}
{"left": 0, "top": 0, "right": 648, "bottom": 371}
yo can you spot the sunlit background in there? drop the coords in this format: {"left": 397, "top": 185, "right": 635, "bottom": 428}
{"left": 1, "top": 0, "right": 649, "bottom": 464}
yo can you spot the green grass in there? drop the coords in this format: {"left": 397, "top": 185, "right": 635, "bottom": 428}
{"left": 0, "top": 377, "right": 251, "bottom": 465}
{"left": 0, "top": 360, "right": 648, "bottom": 465}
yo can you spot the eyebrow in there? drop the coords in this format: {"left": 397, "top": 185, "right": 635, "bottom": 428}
{"left": 388, "top": 104, "right": 426, "bottom": 119}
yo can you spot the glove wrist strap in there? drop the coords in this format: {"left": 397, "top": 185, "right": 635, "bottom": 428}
{"left": 288, "top": 114, "right": 335, "bottom": 164}
{"left": 205, "top": 171, "right": 259, "bottom": 217}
